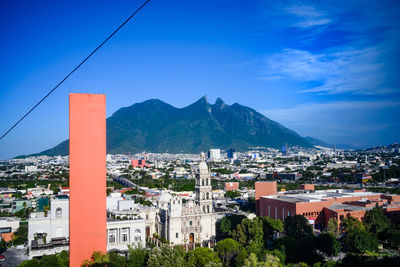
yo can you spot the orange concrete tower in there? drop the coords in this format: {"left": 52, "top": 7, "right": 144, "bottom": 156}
{"left": 69, "top": 94, "right": 106, "bottom": 267}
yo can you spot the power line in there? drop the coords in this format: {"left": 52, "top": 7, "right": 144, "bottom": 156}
{"left": 0, "top": 0, "right": 151, "bottom": 141}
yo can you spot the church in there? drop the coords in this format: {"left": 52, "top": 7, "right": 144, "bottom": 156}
{"left": 156, "top": 153, "right": 216, "bottom": 247}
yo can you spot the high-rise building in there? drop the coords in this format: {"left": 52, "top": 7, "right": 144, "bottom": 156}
{"left": 208, "top": 149, "right": 221, "bottom": 160}
{"left": 227, "top": 148, "right": 235, "bottom": 159}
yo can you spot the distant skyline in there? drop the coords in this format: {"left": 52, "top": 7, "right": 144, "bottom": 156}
{"left": 1, "top": 0, "right": 399, "bottom": 159}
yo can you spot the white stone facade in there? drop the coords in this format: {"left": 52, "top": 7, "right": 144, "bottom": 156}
{"left": 156, "top": 153, "right": 216, "bottom": 246}
{"left": 107, "top": 219, "right": 146, "bottom": 251}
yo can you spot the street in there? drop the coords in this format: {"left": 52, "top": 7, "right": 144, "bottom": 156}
{"left": 1, "top": 247, "right": 28, "bottom": 267}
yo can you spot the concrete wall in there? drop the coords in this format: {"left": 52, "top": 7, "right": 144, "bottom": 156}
{"left": 69, "top": 93, "right": 106, "bottom": 266}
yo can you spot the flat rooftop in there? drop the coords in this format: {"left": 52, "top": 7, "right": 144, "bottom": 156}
{"left": 261, "top": 189, "right": 381, "bottom": 204}
{"left": 328, "top": 203, "right": 367, "bottom": 212}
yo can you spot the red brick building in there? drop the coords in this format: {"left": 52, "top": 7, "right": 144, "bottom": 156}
{"left": 256, "top": 182, "right": 400, "bottom": 229}
{"left": 300, "top": 184, "right": 314, "bottom": 191}
{"left": 131, "top": 159, "right": 148, "bottom": 168}
{"left": 255, "top": 181, "right": 277, "bottom": 215}
{"left": 225, "top": 182, "right": 239, "bottom": 192}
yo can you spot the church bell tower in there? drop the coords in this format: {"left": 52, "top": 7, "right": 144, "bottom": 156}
{"left": 195, "top": 152, "right": 213, "bottom": 213}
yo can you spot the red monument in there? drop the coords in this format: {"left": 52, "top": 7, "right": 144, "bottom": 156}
{"left": 69, "top": 93, "right": 106, "bottom": 266}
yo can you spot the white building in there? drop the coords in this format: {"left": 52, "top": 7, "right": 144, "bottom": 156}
{"left": 28, "top": 196, "right": 146, "bottom": 259}
{"left": 0, "top": 217, "right": 20, "bottom": 239}
{"left": 208, "top": 149, "right": 221, "bottom": 161}
{"left": 156, "top": 153, "right": 216, "bottom": 247}
{"left": 28, "top": 197, "right": 69, "bottom": 259}
{"left": 25, "top": 166, "right": 38, "bottom": 173}
{"left": 107, "top": 219, "right": 145, "bottom": 251}
{"left": 107, "top": 192, "right": 124, "bottom": 211}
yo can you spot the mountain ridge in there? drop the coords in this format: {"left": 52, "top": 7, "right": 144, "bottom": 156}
{"left": 19, "top": 97, "right": 325, "bottom": 157}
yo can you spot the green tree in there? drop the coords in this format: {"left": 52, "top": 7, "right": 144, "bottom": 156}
{"left": 56, "top": 251, "right": 69, "bottom": 267}
{"left": 362, "top": 205, "right": 391, "bottom": 237}
{"left": 341, "top": 216, "right": 364, "bottom": 233}
{"left": 39, "top": 255, "right": 59, "bottom": 267}
{"left": 214, "top": 238, "right": 242, "bottom": 266}
{"left": 18, "top": 259, "right": 41, "bottom": 267}
{"left": 216, "top": 215, "right": 246, "bottom": 240}
{"left": 260, "top": 216, "right": 283, "bottom": 243}
{"left": 382, "top": 227, "right": 400, "bottom": 249}
{"left": 325, "top": 218, "right": 338, "bottom": 237}
{"left": 109, "top": 252, "right": 127, "bottom": 267}
{"left": 225, "top": 191, "right": 240, "bottom": 198}
{"left": 128, "top": 246, "right": 148, "bottom": 267}
{"left": 0, "top": 239, "right": 7, "bottom": 254}
{"left": 284, "top": 215, "right": 313, "bottom": 239}
{"left": 243, "top": 253, "right": 280, "bottom": 267}
{"left": 231, "top": 218, "right": 264, "bottom": 256}
{"left": 147, "top": 245, "right": 186, "bottom": 267}
{"left": 343, "top": 230, "right": 379, "bottom": 253}
{"left": 187, "top": 247, "right": 220, "bottom": 267}
{"left": 81, "top": 251, "right": 110, "bottom": 267}
{"left": 218, "top": 217, "right": 231, "bottom": 238}
{"left": 267, "top": 248, "right": 286, "bottom": 264}
{"left": 315, "top": 233, "right": 339, "bottom": 258}
{"left": 13, "top": 224, "right": 28, "bottom": 245}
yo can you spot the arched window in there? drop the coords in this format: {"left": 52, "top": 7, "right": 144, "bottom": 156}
{"left": 56, "top": 207, "right": 62, "bottom": 218}
{"left": 135, "top": 229, "right": 141, "bottom": 234}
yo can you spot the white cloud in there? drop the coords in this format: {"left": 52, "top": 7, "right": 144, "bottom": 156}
{"left": 284, "top": 5, "right": 331, "bottom": 28}
{"left": 262, "top": 45, "right": 392, "bottom": 95}
{"left": 262, "top": 100, "right": 400, "bottom": 138}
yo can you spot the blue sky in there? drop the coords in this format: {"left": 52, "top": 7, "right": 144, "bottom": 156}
{"left": 0, "top": 0, "right": 399, "bottom": 159}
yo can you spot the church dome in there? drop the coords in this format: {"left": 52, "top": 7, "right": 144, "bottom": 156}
{"left": 158, "top": 192, "right": 172, "bottom": 203}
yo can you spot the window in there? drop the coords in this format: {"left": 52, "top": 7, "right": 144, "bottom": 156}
{"left": 121, "top": 228, "right": 129, "bottom": 243}
{"left": 56, "top": 207, "right": 62, "bottom": 218}
{"left": 190, "top": 221, "right": 193, "bottom": 226}
{"left": 275, "top": 207, "right": 278, "bottom": 219}
{"left": 206, "top": 192, "right": 209, "bottom": 199}
{"left": 135, "top": 229, "right": 141, "bottom": 234}
{"left": 207, "top": 205, "right": 210, "bottom": 213}
{"left": 288, "top": 210, "right": 291, "bottom": 217}
{"left": 206, "top": 179, "right": 209, "bottom": 186}
{"left": 203, "top": 206, "right": 206, "bottom": 213}
{"left": 135, "top": 236, "right": 142, "bottom": 242}
{"left": 340, "top": 215, "right": 344, "bottom": 220}
{"left": 202, "top": 179, "right": 204, "bottom": 186}
{"left": 176, "top": 233, "right": 179, "bottom": 238}
{"left": 108, "top": 229, "right": 117, "bottom": 244}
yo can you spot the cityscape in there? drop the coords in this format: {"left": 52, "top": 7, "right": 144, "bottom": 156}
{"left": 1, "top": 1, "right": 400, "bottom": 267}
{"left": 1, "top": 142, "right": 400, "bottom": 266}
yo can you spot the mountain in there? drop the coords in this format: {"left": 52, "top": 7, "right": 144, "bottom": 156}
{"left": 304, "top": 136, "right": 361, "bottom": 150}
{"left": 23, "top": 96, "right": 316, "bottom": 156}
{"left": 304, "top": 136, "right": 332, "bottom": 147}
